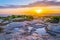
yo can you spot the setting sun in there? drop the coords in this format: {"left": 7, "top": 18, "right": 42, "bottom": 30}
{"left": 35, "top": 9, "right": 42, "bottom": 13}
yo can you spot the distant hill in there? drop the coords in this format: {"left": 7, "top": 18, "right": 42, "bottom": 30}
{"left": 0, "top": 14, "right": 12, "bottom": 17}
{"left": 45, "top": 13, "right": 60, "bottom": 16}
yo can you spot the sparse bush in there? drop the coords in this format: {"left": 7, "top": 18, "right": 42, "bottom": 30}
{"left": 46, "top": 16, "right": 60, "bottom": 23}
{"left": 0, "top": 27, "right": 4, "bottom": 33}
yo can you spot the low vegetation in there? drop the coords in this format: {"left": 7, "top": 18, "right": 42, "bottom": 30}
{"left": 0, "top": 15, "right": 34, "bottom": 21}
{"left": 46, "top": 16, "right": 60, "bottom": 23}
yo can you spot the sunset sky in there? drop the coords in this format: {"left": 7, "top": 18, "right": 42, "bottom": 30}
{"left": 0, "top": 6, "right": 60, "bottom": 16}
{"left": 0, "top": 0, "right": 60, "bottom": 16}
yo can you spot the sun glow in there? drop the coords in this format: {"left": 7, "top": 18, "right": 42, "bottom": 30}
{"left": 35, "top": 9, "right": 42, "bottom": 13}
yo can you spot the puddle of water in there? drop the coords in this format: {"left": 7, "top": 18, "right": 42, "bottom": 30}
{"left": 35, "top": 27, "right": 48, "bottom": 35}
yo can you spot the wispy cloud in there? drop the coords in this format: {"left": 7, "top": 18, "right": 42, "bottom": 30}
{"left": 0, "top": 1, "right": 60, "bottom": 8}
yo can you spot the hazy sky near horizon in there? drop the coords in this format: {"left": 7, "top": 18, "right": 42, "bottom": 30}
{"left": 0, "top": 0, "right": 60, "bottom": 6}
{"left": 0, "top": 7, "right": 60, "bottom": 15}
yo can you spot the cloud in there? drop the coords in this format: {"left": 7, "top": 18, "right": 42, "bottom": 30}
{"left": 56, "top": 0, "right": 60, "bottom": 2}
{"left": 0, "top": 1, "right": 60, "bottom": 8}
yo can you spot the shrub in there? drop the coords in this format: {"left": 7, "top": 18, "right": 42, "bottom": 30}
{"left": 47, "top": 16, "right": 60, "bottom": 23}
{"left": 0, "top": 27, "right": 4, "bottom": 33}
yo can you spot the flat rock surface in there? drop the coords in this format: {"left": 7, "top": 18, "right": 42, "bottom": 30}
{"left": 0, "top": 20, "right": 60, "bottom": 40}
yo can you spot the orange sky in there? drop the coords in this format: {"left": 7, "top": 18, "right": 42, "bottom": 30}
{"left": 0, "top": 6, "right": 60, "bottom": 16}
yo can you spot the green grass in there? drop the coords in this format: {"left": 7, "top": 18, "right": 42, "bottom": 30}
{"left": 46, "top": 16, "right": 60, "bottom": 23}
{"left": 0, "top": 15, "right": 34, "bottom": 21}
